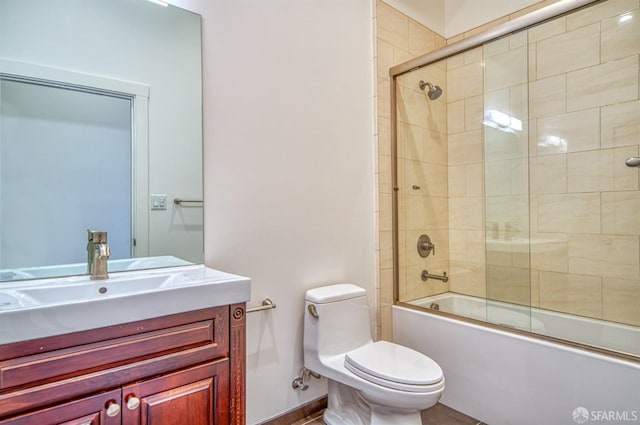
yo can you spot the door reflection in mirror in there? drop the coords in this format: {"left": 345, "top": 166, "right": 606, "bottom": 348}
{"left": 0, "top": 79, "right": 132, "bottom": 269}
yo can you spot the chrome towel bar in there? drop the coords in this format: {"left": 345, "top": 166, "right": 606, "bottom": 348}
{"left": 173, "top": 198, "right": 203, "bottom": 205}
{"left": 246, "top": 298, "right": 276, "bottom": 313}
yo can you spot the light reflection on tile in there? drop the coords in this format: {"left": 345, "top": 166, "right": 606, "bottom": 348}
{"left": 536, "top": 109, "right": 599, "bottom": 154}
{"left": 601, "top": 9, "right": 640, "bottom": 62}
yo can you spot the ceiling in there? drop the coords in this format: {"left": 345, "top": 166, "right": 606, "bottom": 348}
{"left": 381, "top": 0, "right": 543, "bottom": 38}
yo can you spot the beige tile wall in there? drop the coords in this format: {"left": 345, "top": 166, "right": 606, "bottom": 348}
{"left": 528, "top": 0, "right": 640, "bottom": 326}
{"left": 396, "top": 63, "right": 450, "bottom": 303}
{"left": 445, "top": 0, "right": 640, "bottom": 325}
{"left": 446, "top": 44, "right": 488, "bottom": 299}
{"left": 376, "top": 0, "right": 640, "bottom": 340}
{"left": 376, "top": 1, "right": 555, "bottom": 339}
{"left": 374, "top": 0, "right": 446, "bottom": 340}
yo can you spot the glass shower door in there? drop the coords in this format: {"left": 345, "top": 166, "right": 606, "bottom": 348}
{"left": 525, "top": 5, "right": 640, "bottom": 352}
{"left": 391, "top": 0, "right": 639, "bottom": 357}
{"left": 482, "top": 31, "right": 533, "bottom": 331}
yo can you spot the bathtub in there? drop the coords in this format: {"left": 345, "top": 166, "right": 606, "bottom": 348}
{"left": 393, "top": 294, "right": 640, "bottom": 425}
{"left": 408, "top": 293, "right": 639, "bottom": 356}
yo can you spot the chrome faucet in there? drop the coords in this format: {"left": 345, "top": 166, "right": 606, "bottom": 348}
{"left": 87, "top": 230, "right": 110, "bottom": 280}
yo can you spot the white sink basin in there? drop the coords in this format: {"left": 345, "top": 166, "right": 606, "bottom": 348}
{"left": 0, "top": 290, "right": 39, "bottom": 310}
{"left": 0, "top": 265, "right": 251, "bottom": 344}
{"left": 16, "top": 273, "right": 189, "bottom": 304}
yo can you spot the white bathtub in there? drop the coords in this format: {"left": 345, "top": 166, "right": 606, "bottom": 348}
{"left": 393, "top": 295, "right": 640, "bottom": 425}
{"left": 408, "top": 293, "right": 639, "bottom": 356}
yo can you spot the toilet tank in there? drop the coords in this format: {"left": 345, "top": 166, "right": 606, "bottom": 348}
{"left": 304, "top": 284, "right": 373, "bottom": 367}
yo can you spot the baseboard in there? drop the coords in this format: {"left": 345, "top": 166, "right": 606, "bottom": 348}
{"left": 259, "top": 396, "right": 327, "bottom": 425}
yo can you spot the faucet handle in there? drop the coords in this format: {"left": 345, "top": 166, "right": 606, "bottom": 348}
{"left": 87, "top": 229, "right": 108, "bottom": 244}
{"left": 98, "top": 244, "right": 111, "bottom": 259}
{"left": 417, "top": 234, "right": 435, "bottom": 257}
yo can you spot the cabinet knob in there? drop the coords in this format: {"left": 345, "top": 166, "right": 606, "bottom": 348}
{"left": 105, "top": 401, "right": 121, "bottom": 417}
{"left": 126, "top": 395, "right": 141, "bottom": 410}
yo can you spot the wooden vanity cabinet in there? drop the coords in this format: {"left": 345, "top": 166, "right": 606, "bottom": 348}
{"left": 0, "top": 303, "right": 246, "bottom": 425}
{"left": 122, "top": 360, "right": 228, "bottom": 425}
{"left": 0, "top": 388, "right": 123, "bottom": 425}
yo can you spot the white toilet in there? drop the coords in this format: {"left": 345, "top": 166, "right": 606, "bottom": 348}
{"left": 303, "top": 284, "right": 444, "bottom": 425}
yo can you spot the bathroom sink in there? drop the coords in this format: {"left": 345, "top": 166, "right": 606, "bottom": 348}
{"left": 0, "top": 265, "right": 250, "bottom": 344}
{"left": 15, "top": 273, "right": 189, "bottom": 304}
{"left": 0, "top": 290, "right": 39, "bottom": 310}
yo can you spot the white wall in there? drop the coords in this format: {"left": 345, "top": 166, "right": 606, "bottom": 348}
{"left": 171, "top": 0, "right": 376, "bottom": 423}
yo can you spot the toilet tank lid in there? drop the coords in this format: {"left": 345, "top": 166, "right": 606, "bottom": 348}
{"left": 306, "top": 284, "right": 366, "bottom": 303}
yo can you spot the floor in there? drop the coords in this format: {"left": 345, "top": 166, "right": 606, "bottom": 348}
{"left": 291, "top": 403, "right": 486, "bottom": 425}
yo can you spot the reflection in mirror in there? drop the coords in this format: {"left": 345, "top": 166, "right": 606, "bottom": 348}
{"left": 2, "top": 79, "right": 133, "bottom": 267}
{"left": 0, "top": 0, "right": 203, "bottom": 282}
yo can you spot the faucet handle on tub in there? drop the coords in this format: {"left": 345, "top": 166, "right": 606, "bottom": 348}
{"left": 417, "top": 234, "right": 435, "bottom": 257}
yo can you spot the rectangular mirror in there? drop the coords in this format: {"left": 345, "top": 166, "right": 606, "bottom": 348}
{"left": 0, "top": 0, "right": 203, "bottom": 282}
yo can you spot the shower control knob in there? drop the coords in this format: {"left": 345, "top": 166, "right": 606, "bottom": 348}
{"left": 417, "top": 234, "right": 435, "bottom": 257}
{"left": 421, "top": 242, "right": 435, "bottom": 254}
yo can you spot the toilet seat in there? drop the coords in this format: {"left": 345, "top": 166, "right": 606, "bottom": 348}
{"left": 344, "top": 341, "right": 443, "bottom": 393}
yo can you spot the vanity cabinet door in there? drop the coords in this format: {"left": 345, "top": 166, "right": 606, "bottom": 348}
{"left": 121, "top": 360, "right": 229, "bottom": 425}
{"left": 0, "top": 389, "right": 122, "bottom": 425}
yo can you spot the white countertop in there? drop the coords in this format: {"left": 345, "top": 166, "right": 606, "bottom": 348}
{"left": 0, "top": 264, "right": 251, "bottom": 345}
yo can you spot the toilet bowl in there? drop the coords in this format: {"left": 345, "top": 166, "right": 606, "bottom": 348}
{"left": 303, "top": 284, "right": 444, "bottom": 425}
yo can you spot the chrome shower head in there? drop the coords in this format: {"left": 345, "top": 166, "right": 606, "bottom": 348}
{"left": 419, "top": 80, "right": 443, "bottom": 100}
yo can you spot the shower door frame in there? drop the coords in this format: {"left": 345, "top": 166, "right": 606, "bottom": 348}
{"left": 388, "top": 0, "right": 640, "bottom": 363}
